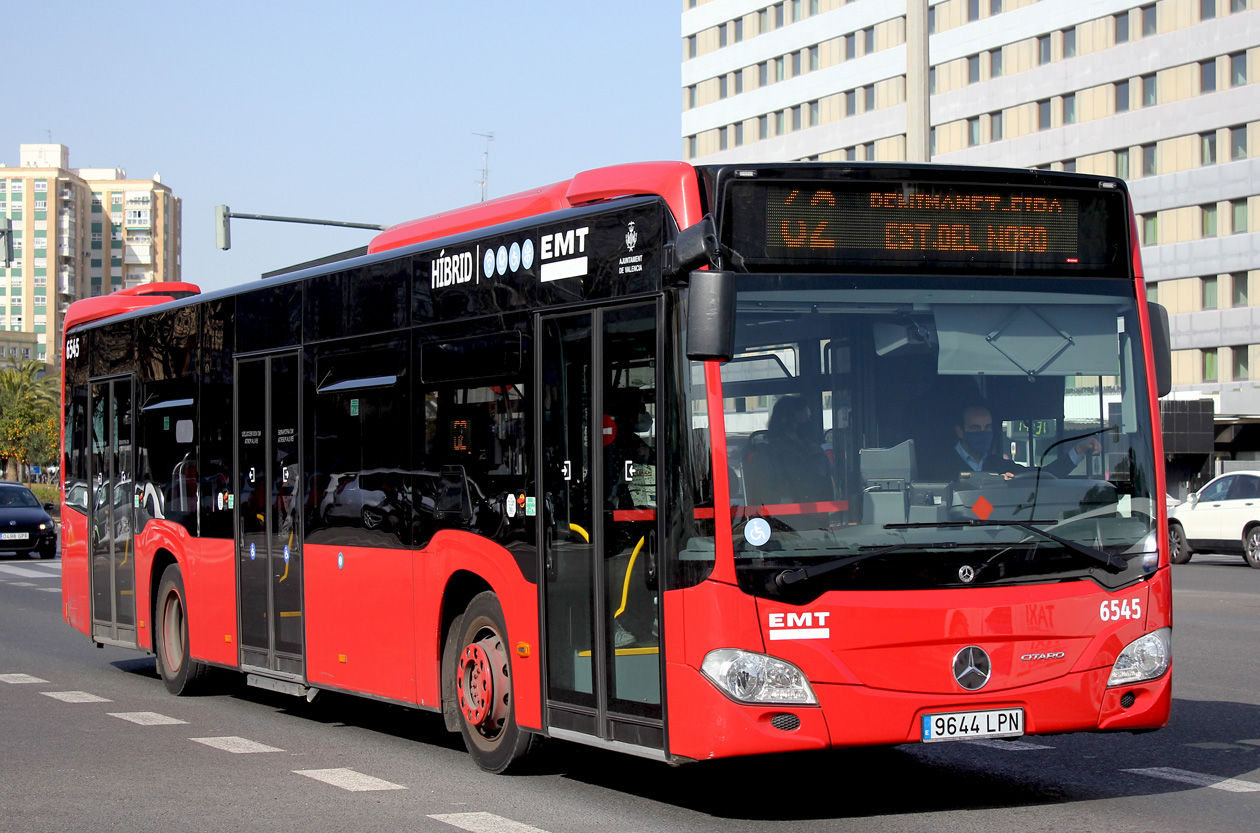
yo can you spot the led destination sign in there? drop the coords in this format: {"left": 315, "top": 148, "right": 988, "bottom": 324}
{"left": 726, "top": 181, "right": 1124, "bottom": 273}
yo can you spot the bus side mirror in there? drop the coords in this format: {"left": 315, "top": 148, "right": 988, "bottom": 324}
{"left": 1148, "top": 301, "right": 1172, "bottom": 398}
{"left": 686, "top": 270, "right": 736, "bottom": 362}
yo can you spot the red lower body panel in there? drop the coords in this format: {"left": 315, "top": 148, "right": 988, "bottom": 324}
{"left": 665, "top": 663, "right": 1170, "bottom": 761}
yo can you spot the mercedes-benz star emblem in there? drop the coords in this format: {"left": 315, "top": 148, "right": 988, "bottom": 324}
{"left": 958, "top": 564, "right": 976, "bottom": 583}
{"left": 953, "top": 646, "right": 992, "bottom": 690}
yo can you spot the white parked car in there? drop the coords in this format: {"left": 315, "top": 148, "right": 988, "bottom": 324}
{"left": 1168, "top": 471, "right": 1260, "bottom": 568}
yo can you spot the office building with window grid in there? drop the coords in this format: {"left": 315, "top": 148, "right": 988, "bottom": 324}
{"left": 1, "top": 144, "right": 181, "bottom": 365}
{"left": 683, "top": 0, "right": 1260, "bottom": 476}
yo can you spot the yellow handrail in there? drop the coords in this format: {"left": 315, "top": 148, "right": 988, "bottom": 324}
{"left": 614, "top": 536, "right": 646, "bottom": 619}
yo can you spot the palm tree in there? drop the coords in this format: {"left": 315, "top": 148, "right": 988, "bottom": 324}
{"left": 0, "top": 361, "right": 59, "bottom": 481}
{"left": 0, "top": 360, "right": 57, "bottom": 412}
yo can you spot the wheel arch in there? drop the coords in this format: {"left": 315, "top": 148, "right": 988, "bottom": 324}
{"left": 147, "top": 547, "right": 180, "bottom": 652}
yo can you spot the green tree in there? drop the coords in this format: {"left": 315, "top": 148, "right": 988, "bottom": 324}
{"left": 0, "top": 361, "right": 59, "bottom": 481}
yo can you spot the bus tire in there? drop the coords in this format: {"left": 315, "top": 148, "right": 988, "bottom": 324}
{"left": 154, "top": 564, "right": 209, "bottom": 696}
{"left": 1169, "top": 523, "right": 1192, "bottom": 565}
{"left": 450, "top": 591, "right": 536, "bottom": 773}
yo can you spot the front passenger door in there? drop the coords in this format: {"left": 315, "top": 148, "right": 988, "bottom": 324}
{"left": 1182, "top": 475, "right": 1233, "bottom": 548}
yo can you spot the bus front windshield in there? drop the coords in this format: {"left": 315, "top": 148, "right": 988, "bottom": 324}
{"left": 712, "top": 276, "right": 1159, "bottom": 600}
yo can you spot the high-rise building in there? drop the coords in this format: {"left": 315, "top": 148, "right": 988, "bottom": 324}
{"left": 0, "top": 143, "right": 181, "bottom": 366}
{"left": 682, "top": 0, "right": 1260, "bottom": 480}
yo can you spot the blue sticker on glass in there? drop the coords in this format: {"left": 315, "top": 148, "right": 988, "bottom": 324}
{"left": 283, "top": 544, "right": 290, "bottom": 563}
{"left": 483, "top": 249, "right": 495, "bottom": 279}
{"left": 745, "top": 517, "right": 772, "bottom": 547}
{"left": 509, "top": 241, "right": 521, "bottom": 272}
{"left": 249, "top": 542, "right": 256, "bottom": 561}
{"left": 496, "top": 245, "right": 508, "bottom": 276}
{"left": 521, "top": 238, "right": 535, "bottom": 270}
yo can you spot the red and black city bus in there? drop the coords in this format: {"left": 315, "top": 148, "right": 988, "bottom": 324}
{"left": 61, "top": 161, "right": 1174, "bottom": 772}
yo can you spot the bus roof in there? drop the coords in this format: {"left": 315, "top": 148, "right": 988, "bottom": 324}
{"left": 368, "top": 161, "right": 704, "bottom": 254}
{"left": 63, "top": 282, "right": 202, "bottom": 332}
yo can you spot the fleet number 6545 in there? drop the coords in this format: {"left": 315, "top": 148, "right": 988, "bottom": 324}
{"left": 1100, "top": 598, "right": 1141, "bottom": 621}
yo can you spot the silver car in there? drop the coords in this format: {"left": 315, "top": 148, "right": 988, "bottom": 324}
{"left": 1168, "top": 471, "right": 1260, "bottom": 568}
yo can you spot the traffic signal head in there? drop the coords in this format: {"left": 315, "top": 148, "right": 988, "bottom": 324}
{"left": 0, "top": 218, "right": 12, "bottom": 266}
{"left": 215, "top": 204, "right": 231, "bottom": 250}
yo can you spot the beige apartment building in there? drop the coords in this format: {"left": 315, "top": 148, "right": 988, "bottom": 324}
{"left": 683, "top": 0, "right": 1260, "bottom": 479}
{"left": 0, "top": 143, "right": 181, "bottom": 366}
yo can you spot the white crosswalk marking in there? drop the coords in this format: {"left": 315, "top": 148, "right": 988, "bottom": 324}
{"left": 0, "top": 565, "right": 57, "bottom": 578}
{"left": 429, "top": 812, "right": 552, "bottom": 833}
{"left": 42, "top": 691, "right": 111, "bottom": 703}
{"left": 191, "top": 736, "right": 283, "bottom": 754}
{"left": 963, "top": 738, "right": 1054, "bottom": 750}
{"left": 0, "top": 673, "right": 48, "bottom": 684}
{"left": 293, "top": 768, "right": 405, "bottom": 792}
{"left": 1124, "top": 767, "right": 1260, "bottom": 792}
{"left": 109, "top": 712, "right": 188, "bottom": 726}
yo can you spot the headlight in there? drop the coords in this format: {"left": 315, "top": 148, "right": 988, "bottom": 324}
{"left": 1108, "top": 627, "right": 1171, "bottom": 686}
{"left": 38, "top": 523, "right": 47, "bottom": 531}
{"left": 700, "top": 648, "right": 817, "bottom": 705}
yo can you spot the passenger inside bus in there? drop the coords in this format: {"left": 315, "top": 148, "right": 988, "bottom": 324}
{"left": 743, "top": 395, "right": 833, "bottom": 507}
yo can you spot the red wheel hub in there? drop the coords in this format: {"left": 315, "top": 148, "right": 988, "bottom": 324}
{"left": 457, "top": 643, "right": 492, "bottom": 725}
{"left": 457, "top": 635, "right": 509, "bottom": 731}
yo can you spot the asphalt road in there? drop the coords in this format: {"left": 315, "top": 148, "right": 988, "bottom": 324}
{"left": 0, "top": 551, "right": 1257, "bottom": 833}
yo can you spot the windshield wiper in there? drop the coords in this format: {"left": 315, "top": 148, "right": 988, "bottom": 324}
{"left": 767, "top": 540, "right": 968, "bottom": 590}
{"left": 887, "top": 520, "right": 1127, "bottom": 573}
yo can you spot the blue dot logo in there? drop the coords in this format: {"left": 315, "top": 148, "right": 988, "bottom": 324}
{"left": 745, "top": 518, "right": 772, "bottom": 547}
{"left": 283, "top": 544, "right": 290, "bottom": 563}
{"left": 496, "top": 245, "right": 508, "bottom": 276}
{"left": 483, "top": 249, "right": 495, "bottom": 279}
{"left": 249, "top": 542, "right": 256, "bottom": 561}
{"left": 337, "top": 552, "right": 344, "bottom": 570}
{"left": 509, "top": 241, "right": 521, "bottom": 272}
{"left": 521, "top": 239, "right": 535, "bottom": 270}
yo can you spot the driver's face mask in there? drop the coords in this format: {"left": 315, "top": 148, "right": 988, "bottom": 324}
{"left": 963, "top": 430, "right": 993, "bottom": 455}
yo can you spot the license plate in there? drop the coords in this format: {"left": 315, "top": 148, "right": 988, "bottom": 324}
{"left": 0, "top": 532, "right": 29, "bottom": 540}
{"left": 922, "top": 708, "right": 1024, "bottom": 742}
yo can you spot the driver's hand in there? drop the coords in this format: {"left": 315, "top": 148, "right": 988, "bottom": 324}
{"left": 1001, "top": 472, "right": 1015, "bottom": 481}
{"left": 1074, "top": 438, "right": 1102, "bottom": 456}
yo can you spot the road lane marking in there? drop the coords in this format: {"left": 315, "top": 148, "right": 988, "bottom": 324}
{"left": 293, "top": 768, "right": 405, "bottom": 792}
{"left": 38, "top": 588, "right": 59, "bottom": 593}
{"left": 0, "top": 565, "right": 58, "bottom": 578}
{"left": 962, "top": 739, "right": 1054, "bottom": 750}
{"left": 429, "top": 812, "right": 551, "bottom": 833}
{"left": 1124, "top": 767, "right": 1260, "bottom": 792}
{"left": 109, "top": 712, "right": 188, "bottom": 726}
{"left": 192, "top": 736, "right": 283, "bottom": 754}
{"left": 0, "top": 674, "right": 48, "bottom": 684}
{"left": 42, "top": 691, "right": 111, "bottom": 703}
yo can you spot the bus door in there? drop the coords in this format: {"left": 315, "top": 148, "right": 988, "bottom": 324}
{"left": 539, "top": 302, "right": 663, "bottom": 751}
{"left": 235, "top": 352, "right": 305, "bottom": 678}
{"left": 88, "top": 375, "right": 137, "bottom": 647}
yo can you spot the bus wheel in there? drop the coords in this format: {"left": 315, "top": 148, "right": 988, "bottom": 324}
{"left": 1169, "top": 524, "right": 1192, "bottom": 565}
{"left": 451, "top": 591, "right": 536, "bottom": 773}
{"left": 154, "top": 564, "right": 209, "bottom": 695}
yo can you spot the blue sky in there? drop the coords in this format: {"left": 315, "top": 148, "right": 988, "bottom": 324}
{"left": 2, "top": 2, "right": 682, "bottom": 292}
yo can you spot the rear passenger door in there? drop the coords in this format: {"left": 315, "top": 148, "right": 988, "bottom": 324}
{"left": 1221, "top": 474, "right": 1260, "bottom": 547}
